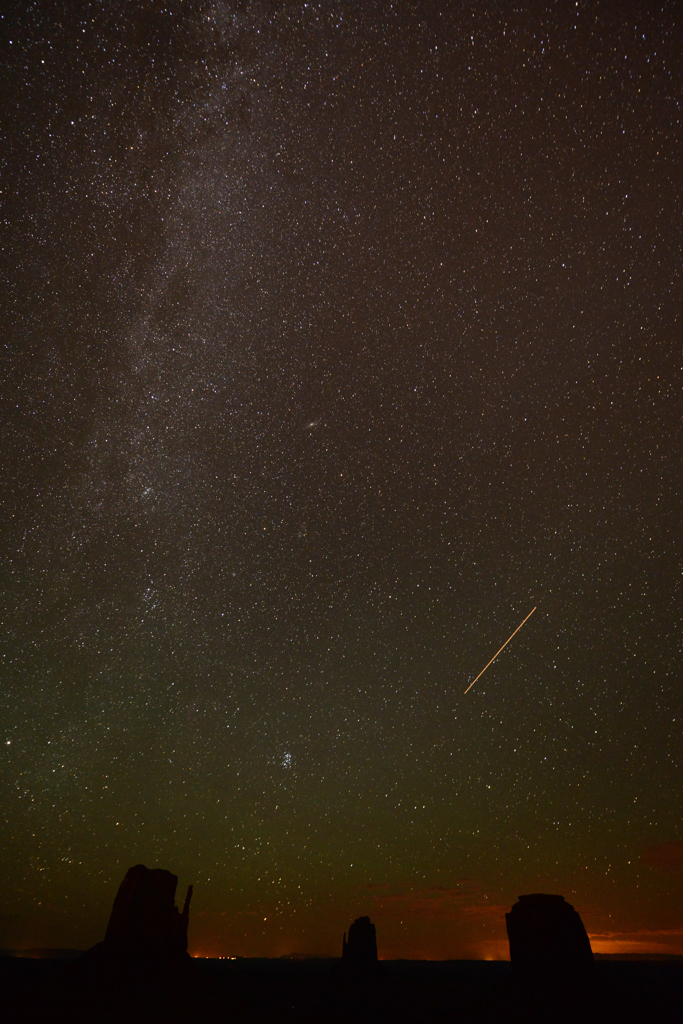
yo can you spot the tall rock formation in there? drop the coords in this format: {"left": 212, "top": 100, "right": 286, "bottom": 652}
{"left": 506, "top": 893, "right": 594, "bottom": 978}
{"left": 342, "top": 916, "right": 378, "bottom": 967}
{"left": 85, "top": 864, "right": 193, "bottom": 964}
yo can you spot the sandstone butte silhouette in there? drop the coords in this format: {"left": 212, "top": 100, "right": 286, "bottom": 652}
{"left": 329, "top": 914, "right": 383, "bottom": 991}
{"left": 330, "top": 913, "right": 387, "bottom": 1024}
{"left": 81, "top": 864, "right": 193, "bottom": 967}
{"left": 506, "top": 893, "right": 594, "bottom": 979}
{"left": 343, "top": 916, "right": 379, "bottom": 967}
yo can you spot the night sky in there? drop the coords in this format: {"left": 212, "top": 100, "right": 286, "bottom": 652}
{"left": 2, "top": 2, "right": 681, "bottom": 960}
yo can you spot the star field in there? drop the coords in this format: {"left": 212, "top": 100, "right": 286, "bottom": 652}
{"left": 1, "top": 2, "right": 681, "bottom": 958}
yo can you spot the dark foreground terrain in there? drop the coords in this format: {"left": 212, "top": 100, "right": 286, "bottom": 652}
{"left": 2, "top": 955, "right": 683, "bottom": 1024}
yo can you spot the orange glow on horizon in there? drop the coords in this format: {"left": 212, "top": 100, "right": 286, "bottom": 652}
{"left": 188, "top": 928, "right": 683, "bottom": 961}
{"left": 588, "top": 930, "right": 683, "bottom": 957}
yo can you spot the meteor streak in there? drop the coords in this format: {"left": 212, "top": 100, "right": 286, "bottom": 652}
{"left": 464, "top": 606, "right": 537, "bottom": 694}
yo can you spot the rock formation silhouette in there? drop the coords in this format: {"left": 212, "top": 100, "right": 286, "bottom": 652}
{"left": 506, "top": 893, "right": 594, "bottom": 978}
{"left": 331, "top": 915, "right": 386, "bottom": 1021}
{"left": 342, "top": 916, "right": 378, "bottom": 967}
{"left": 82, "top": 864, "right": 193, "bottom": 966}
{"left": 71, "top": 866, "right": 202, "bottom": 1023}
{"left": 105, "top": 865, "right": 192, "bottom": 957}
